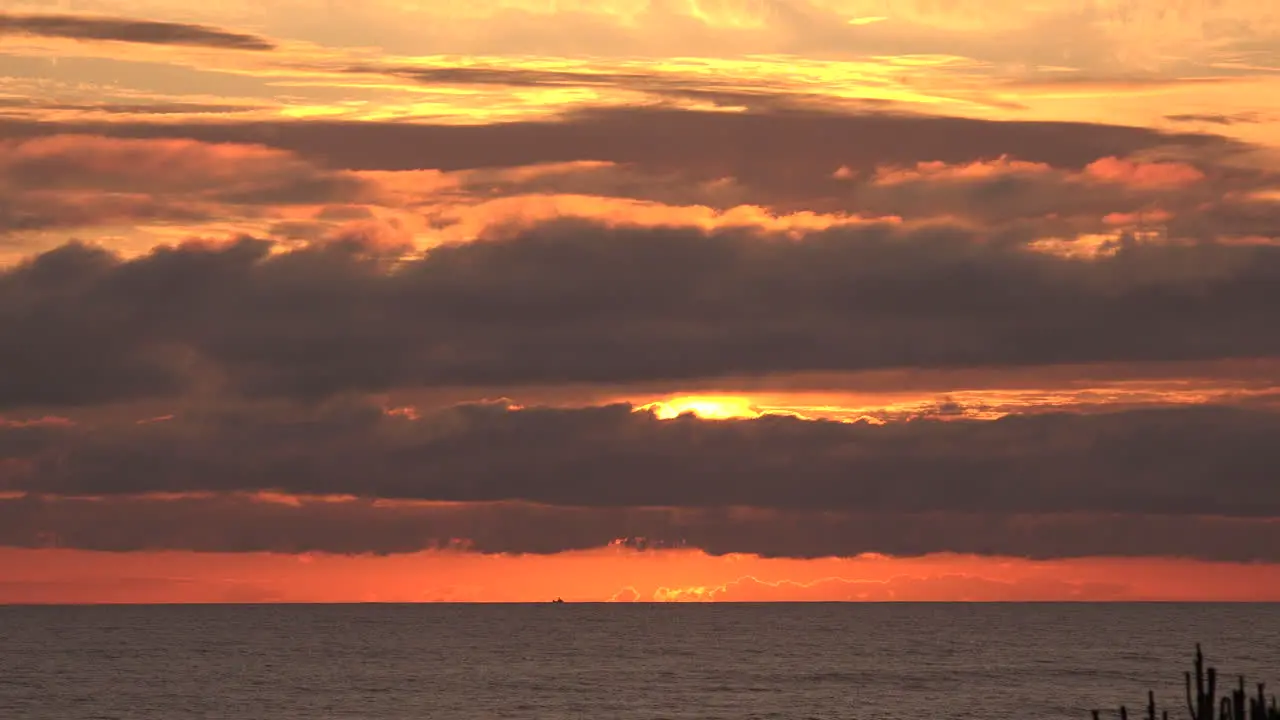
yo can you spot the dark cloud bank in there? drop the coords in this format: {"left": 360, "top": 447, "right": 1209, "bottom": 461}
{"left": 0, "top": 13, "right": 275, "bottom": 51}
{"left": 4, "top": 219, "right": 1279, "bottom": 562}
{"left": 0, "top": 106, "right": 1231, "bottom": 176}
{"left": 2, "top": 400, "right": 1279, "bottom": 517}
{"left": 3, "top": 221, "right": 1280, "bottom": 408}
{"left": 2, "top": 106, "right": 1255, "bottom": 232}
{"left": 4, "top": 494, "right": 1280, "bottom": 562}
{"left": 4, "top": 401, "right": 1280, "bottom": 559}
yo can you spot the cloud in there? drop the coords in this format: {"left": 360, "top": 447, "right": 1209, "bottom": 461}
{"left": 1, "top": 109, "right": 1252, "bottom": 248}
{"left": 5, "top": 399, "right": 1280, "bottom": 524}
{"left": 0, "top": 13, "right": 275, "bottom": 51}
{"left": 211, "top": 0, "right": 1279, "bottom": 76}
{"left": 849, "top": 154, "right": 1256, "bottom": 232}
{"left": 0, "top": 135, "right": 369, "bottom": 204}
{"left": 341, "top": 61, "right": 917, "bottom": 115}
{"left": 394, "top": 152, "right": 1269, "bottom": 244}
{"left": 1165, "top": 113, "right": 1262, "bottom": 126}
{"left": 0, "top": 0, "right": 1277, "bottom": 595}
{"left": 0, "top": 110, "right": 1252, "bottom": 244}
{"left": 0, "top": 98, "right": 257, "bottom": 117}
{"left": 0, "top": 191, "right": 215, "bottom": 234}
{"left": 5, "top": 218, "right": 1280, "bottom": 406}
{"left": 0, "top": 106, "right": 1231, "bottom": 178}
{"left": 872, "top": 155, "right": 1207, "bottom": 191}
{"left": 0, "top": 135, "right": 376, "bottom": 235}
{"left": 5, "top": 137, "right": 1268, "bottom": 258}
{"left": 1080, "top": 156, "right": 1205, "bottom": 189}
{"left": 3, "top": 491, "right": 1280, "bottom": 561}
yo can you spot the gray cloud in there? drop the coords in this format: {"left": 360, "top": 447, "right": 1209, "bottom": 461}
{"left": 0, "top": 13, "right": 275, "bottom": 51}
{"left": 0, "top": 108, "right": 1248, "bottom": 237}
{"left": 0, "top": 192, "right": 215, "bottom": 233}
{"left": 5, "top": 400, "right": 1280, "bottom": 521}
{"left": 1165, "top": 113, "right": 1261, "bottom": 126}
{"left": 0, "top": 106, "right": 1232, "bottom": 177}
{"left": 372, "top": 149, "right": 1267, "bottom": 239}
{"left": 2, "top": 493, "right": 1279, "bottom": 562}
{"left": 0, "top": 134, "right": 366, "bottom": 201}
{"left": 4, "top": 221, "right": 1280, "bottom": 407}
{"left": 0, "top": 134, "right": 374, "bottom": 233}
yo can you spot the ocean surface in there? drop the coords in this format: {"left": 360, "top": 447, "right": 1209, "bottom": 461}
{"left": 2, "top": 603, "right": 1279, "bottom": 720}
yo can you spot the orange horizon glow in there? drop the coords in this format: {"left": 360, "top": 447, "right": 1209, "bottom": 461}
{"left": 5, "top": 547, "right": 1280, "bottom": 605}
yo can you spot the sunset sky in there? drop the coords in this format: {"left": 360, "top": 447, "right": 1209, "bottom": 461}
{"left": 2, "top": 0, "right": 1280, "bottom": 603}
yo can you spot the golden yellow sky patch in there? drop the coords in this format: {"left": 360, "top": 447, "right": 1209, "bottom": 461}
{"left": 1, "top": 0, "right": 1274, "bottom": 139}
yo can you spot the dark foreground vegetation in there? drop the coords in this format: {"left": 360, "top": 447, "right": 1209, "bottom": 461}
{"left": 1093, "top": 645, "right": 1279, "bottom": 720}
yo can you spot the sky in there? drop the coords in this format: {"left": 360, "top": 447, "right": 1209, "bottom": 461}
{"left": 2, "top": 0, "right": 1280, "bottom": 603}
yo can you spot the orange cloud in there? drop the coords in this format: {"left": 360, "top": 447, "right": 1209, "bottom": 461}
{"left": 873, "top": 155, "right": 1053, "bottom": 184}
{"left": 1082, "top": 157, "right": 1205, "bottom": 189}
{"left": 0, "top": 134, "right": 381, "bottom": 256}
{"left": 872, "top": 154, "right": 1205, "bottom": 192}
{"left": 0, "top": 135, "right": 309, "bottom": 192}
{"left": 613, "top": 378, "right": 1280, "bottom": 424}
{"left": 424, "top": 194, "right": 898, "bottom": 242}
{"left": 1102, "top": 209, "right": 1173, "bottom": 225}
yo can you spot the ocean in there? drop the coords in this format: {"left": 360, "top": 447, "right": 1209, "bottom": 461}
{"left": 2, "top": 603, "right": 1278, "bottom": 720}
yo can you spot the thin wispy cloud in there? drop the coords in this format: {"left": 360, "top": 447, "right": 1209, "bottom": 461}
{"left": 0, "top": 13, "right": 275, "bottom": 51}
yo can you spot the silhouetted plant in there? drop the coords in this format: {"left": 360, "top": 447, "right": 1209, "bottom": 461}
{"left": 1093, "top": 645, "right": 1279, "bottom": 720}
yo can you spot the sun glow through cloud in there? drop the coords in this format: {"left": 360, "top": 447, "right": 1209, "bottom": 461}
{"left": 639, "top": 396, "right": 764, "bottom": 420}
{"left": 2, "top": 0, "right": 1280, "bottom": 604}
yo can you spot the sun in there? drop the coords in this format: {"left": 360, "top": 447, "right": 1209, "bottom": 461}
{"left": 638, "top": 395, "right": 762, "bottom": 420}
